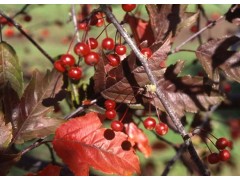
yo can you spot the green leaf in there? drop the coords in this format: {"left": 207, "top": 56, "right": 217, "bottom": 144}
{"left": 11, "top": 69, "right": 65, "bottom": 144}
{"left": 0, "top": 42, "right": 23, "bottom": 97}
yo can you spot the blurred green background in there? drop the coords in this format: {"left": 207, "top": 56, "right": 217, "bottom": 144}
{"left": 1, "top": 4, "right": 239, "bottom": 176}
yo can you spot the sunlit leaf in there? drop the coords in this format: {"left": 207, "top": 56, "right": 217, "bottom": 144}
{"left": 53, "top": 112, "right": 140, "bottom": 176}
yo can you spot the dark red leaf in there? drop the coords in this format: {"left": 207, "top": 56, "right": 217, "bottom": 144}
{"left": 53, "top": 112, "right": 140, "bottom": 176}
{"left": 196, "top": 35, "right": 240, "bottom": 83}
{"left": 10, "top": 70, "right": 65, "bottom": 144}
{"left": 124, "top": 13, "right": 154, "bottom": 46}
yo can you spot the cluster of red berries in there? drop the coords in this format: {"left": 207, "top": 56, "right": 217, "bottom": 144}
{"left": 54, "top": 54, "right": 82, "bottom": 80}
{"left": 143, "top": 117, "right": 169, "bottom": 136}
{"left": 104, "top": 99, "right": 124, "bottom": 132}
{"left": 207, "top": 137, "right": 232, "bottom": 164}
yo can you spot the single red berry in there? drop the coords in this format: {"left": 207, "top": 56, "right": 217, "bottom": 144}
{"left": 23, "top": 14, "right": 32, "bottom": 22}
{"left": 122, "top": 4, "right": 136, "bottom": 12}
{"left": 102, "top": 37, "right": 115, "bottom": 50}
{"left": 216, "top": 137, "right": 229, "bottom": 150}
{"left": 87, "top": 38, "right": 98, "bottom": 49}
{"left": 224, "top": 83, "right": 231, "bottom": 93}
{"left": 78, "top": 22, "right": 90, "bottom": 31}
{"left": 111, "top": 120, "right": 124, "bottom": 132}
{"left": 74, "top": 42, "right": 90, "bottom": 56}
{"left": 140, "top": 48, "right": 152, "bottom": 58}
{"left": 4, "top": 28, "right": 14, "bottom": 37}
{"left": 115, "top": 44, "right": 127, "bottom": 55}
{"left": 105, "top": 109, "right": 117, "bottom": 120}
{"left": 54, "top": 60, "right": 65, "bottom": 72}
{"left": 104, "top": 99, "right": 116, "bottom": 110}
{"left": 84, "top": 51, "right": 100, "bottom": 66}
{"left": 67, "top": 66, "right": 82, "bottom": 80}
{"left": 60, "top": 54, "right": 75, "bottom": 67}
{"left": 190, "top": 25, "right": 198, "bottom": 33}
{"left": 143, "top": 117, "right": 156, "bottom": 130}
{"left": 219, "top": 149, "right": 231, "bottom": 161}
{"left": 95, "top": 12, "right": 104, "bottom": 27}
{"left": 107, "top": 54, "right": 121, "bottom": 67}
{"left": 0, "top": 16, "right": 8, "bottom": 25}
{"left": 207, "top": 153, "right": 219, "bottom": 164}
{"left": 155, "top": 123, "right": 168, "bottom": 136}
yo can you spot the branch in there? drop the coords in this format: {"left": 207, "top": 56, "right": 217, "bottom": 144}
{"left": 172, "top": 15, "right": 224, "bottom": 53}
{"left": 12, "top": 4, "right": 31, "bottom": 19}
{"left": 71, "top": 4, "right": 80, "bottom": 42}
{"left": 0, "top": 10, "right": 54, "bottom": 64}
{"left": 161, "top": 144, "right": 186, "bottom": 176}
{"left": 101, "top": 5, "right": 210, "bottom": 176}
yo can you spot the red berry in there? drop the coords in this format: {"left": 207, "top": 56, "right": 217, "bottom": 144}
{"left": 111, "top": 120, "right": 123, "bottom": 132}
{"left": 140, "top": 48, "right": 152, "bottom": 58}
{"left": 95, "top": 13, "right": 104, "bottom": 27}
{"left": 190, "top": 25, "right": 198, "bottom": 33}
{"left": 105, "top": 109, "right": 117, "bottom": 120}
{"left": 122, "top": 4, "right": 136, "bottom": 12}
{"left": 102, "top": 37, "right": 115, "bottom": 50}
{"left": 54, "top": 60, "right": 65, "bottom": 72}
{"left": 0, "top": 16, "right": 8, "bottom": 25}
{"left": 60, "top": 54, "right": 75, "bottom": 67}
{"left": 104, "top": 99, "right": 116, "bottom": 110}
{"left": 207, "top": 153, "right": 219, "bottom": 164}
{"left": 224, "top": 83, "right": 231, "bottom": 93}
{"left": 68, "top": 66, "right": 82, "bottom": 80}
{"left": 219, "top": 149, "right": 231, "bottom": 161}
{"left": 4, "top": 28, "right": 14, "bottom": 37}
{"left": 84, "top": 51, "right": 100, "bottom": 66}
{"left": 216, "top": 137, "right": 229, "bottom": 150}
{"left": 74, "top": 42, "right": 90, "bottom": 56}
{"left": 155, "top": 123, "right": 168, "bottom": 136}
{"left": 107, "top": 54, "right": 121, "bottom": 67}
{"left": 87, "top": 38, "right": 98, "bottom": 49}
{"left": 78, "top": 22, "right": 89, "bottom": 31}
{"left": 115, "top": 44, "right": 127, "bottom": 55}
{"left": 23, "top": 14, "right": 32, "bottom": 22}
{"left": 143, "top": 117, "right": 156, "bottom": 130}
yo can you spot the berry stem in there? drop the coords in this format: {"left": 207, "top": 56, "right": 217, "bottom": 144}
{"left": 119, "top": 107, "right": 129, "bottom": 122}
{"left": 66, "top": 30, "right": 78, "bottom": 54}
{"left": 95, "top": 23, "right": 111, "bottom": 40}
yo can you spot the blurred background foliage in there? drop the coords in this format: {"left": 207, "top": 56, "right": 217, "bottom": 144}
{"left": 0, "top": 4, "right": 240, "bottom": 176}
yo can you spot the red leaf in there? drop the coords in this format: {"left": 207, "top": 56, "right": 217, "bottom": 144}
{"left": 27, "top": 164, "right": 61, "bottom": 176}
{"left": 125, "top": 123, "right": 152, "bottom": 158}
{"left": 53, "top": 112, "right": 140, "bottom": 176}
{"left": 124, "top": 13, "right": 154, "bottom": 46}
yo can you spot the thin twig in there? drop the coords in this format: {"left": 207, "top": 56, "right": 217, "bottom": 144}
{"left": 101, "top": 5, "right": 210, "bottom": 176}
{"left": 161, "top": 144, "right": 186, "bottom": 176}
{"left": 20, "top": 139, "right": 51, "bottom": 155}
{"left": 44, "top": 143, "right": 56, "bottom": 164}
{"left": 0, "top": 11, "right": 54, "bottom": 64}
{"left": 71, "top": 4, "right": 80, "bottom": 43}
{"left": 12, "top": 4, "right": 31, "bottom": 19}
{"left": 64, "top": 99, "right": 97, "bottom": 119}
{"left": 172, "top": 16, "right": 224, "bottom": 54}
